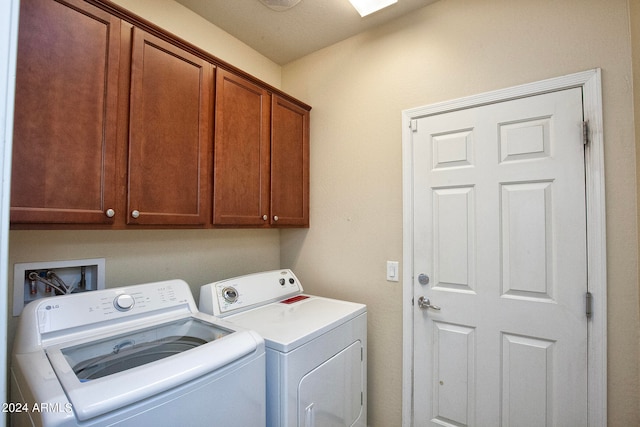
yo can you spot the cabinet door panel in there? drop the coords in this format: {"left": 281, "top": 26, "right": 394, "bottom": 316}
{"left": 11, "top": 0, "right": 120, "bottom": 224}
{"left": 128, "top": 29, "right": 212, "bottom": 225}
{"left": 271, "top": 95, "right": 310, "bottom": 227}
{"left": 213, "top": 69, "right": 271, "bottom": 226}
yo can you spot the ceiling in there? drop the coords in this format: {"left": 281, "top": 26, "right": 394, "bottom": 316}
{"left": 174, "top": 0, "right": 438, "bottom": 65}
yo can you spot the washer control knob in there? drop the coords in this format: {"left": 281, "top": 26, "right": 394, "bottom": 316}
{"left": 279, "top": 278, "right": 286, "bottom": 286}
{"left": 114, "top": 294, "right": 135, "bottom": 311}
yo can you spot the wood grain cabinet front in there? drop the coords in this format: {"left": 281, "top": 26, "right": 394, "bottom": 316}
{"left": 213, "top": 69, "right": 271, "bottom": 226}
{"left": 10, "top": 0, "right": 309, "bottom": 229}
{"left": 270, "top": 95, "right": 310, "bottom": 227}
{"left": 126, "top": 28, "right": 213, "bottom": 226}
{"left": 10, "top": 0, "right": 120, "bottom": 224}
{"left": 213, "top": 70, "right": 310, "bottom": 227}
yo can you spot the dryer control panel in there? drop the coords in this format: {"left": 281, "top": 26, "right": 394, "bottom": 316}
{"left": 200, "top": 269, "right": 303, "bottom": 317}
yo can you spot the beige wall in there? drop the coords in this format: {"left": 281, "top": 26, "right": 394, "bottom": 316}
{"left": 111, "top": 0, "right": 282, "bottom": 87}
{"left": 8, "top": 229, "right": 281, "bottom": 343}
{"left": 631, "top": 0, "right": 640, "bottom": 414}
{"left": 8, "top": 0, "right": 639, "bottom": 426}
{"left": 281, "top": 0, "right": 639, "bottom": 425}
{"left": 9, "top": 229, "right": 281, "bottom": 290}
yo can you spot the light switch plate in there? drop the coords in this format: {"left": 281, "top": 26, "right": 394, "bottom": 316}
{"left": 386, "top": 261, "right": 399, "bottom": 282}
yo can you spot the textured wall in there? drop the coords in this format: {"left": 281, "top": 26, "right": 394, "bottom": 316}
{"left": 111, "top": 0, "right": 282, "bottom": 86}
{"left": 7, "top": 0, "right": 638, "bottom": 425}
{"left": 281, "top": 0, "right": 638, "bottom": 425}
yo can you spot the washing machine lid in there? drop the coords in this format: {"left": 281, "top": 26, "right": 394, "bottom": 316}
{"left": 45, "top": 316, "right": 259, "bottom": 421}
{"left": 226, "top": 295, "right": 366, "bottom": 352}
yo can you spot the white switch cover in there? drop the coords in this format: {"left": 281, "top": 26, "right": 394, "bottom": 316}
{"left": 386, "top": 261, "right": 399, "bottom": 282}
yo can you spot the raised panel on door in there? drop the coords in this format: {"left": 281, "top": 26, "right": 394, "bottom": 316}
{"left": 213, "top": 69, "right": 271, "bottom": 226}
{"left": 128, "top": 28, "right": 212, "bottom": 225}
{"left": 11, "top": 0, "right": 120, "bottom": 224}
{"left": 430, "top": 322, "right": 476, "bottom": 426}
{"left": 271, "top": 95, "right": 310, "bottom": 227}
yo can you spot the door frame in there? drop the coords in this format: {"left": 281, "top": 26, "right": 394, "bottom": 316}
{"left": 0, "top": 0, "right": 20, "bottom": 420}
{"left": 401, "top": 69, "right": 606, "bottom": 426}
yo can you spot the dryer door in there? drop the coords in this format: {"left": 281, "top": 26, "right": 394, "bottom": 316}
{"left": 298, "top": 341, "right": 364, "bottom": 427}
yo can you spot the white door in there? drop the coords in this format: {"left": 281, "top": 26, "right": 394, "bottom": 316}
{"left": 411, "top": 88, "right": 588, "bottom": 426}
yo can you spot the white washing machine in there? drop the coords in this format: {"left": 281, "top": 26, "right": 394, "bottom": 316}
{"left": 11, "top": 279, "right": 266, "bottom": 427}
{"left": 199, "top": 269, "right": 367, "bottom": 427}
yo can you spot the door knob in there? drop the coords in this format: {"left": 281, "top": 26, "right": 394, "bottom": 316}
{"left": 417, "top": 296, "right": 441, "bottom": 310}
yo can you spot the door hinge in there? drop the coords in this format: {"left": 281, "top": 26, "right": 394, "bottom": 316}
{"left": 410, "top": 119, "right": 418, "bottom": 132}
{"left": 585, "top": 291, "right": 593, "bottom": 318}
{"left": 583, "top": 121, "right": 590, "bottom": 146}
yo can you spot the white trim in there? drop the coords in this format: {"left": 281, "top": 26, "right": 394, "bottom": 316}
{"left": 401, "top": 90, "right": 416, "bottom": 427}
{"left": 401, "top": 69, "right": 606, "bottom": 426}
{"left": 0, "top": 0, "right": 20, "bottom": 423}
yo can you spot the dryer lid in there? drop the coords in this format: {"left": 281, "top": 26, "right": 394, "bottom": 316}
{"left": 226, "top": 295, "right": 366, "bottom": 352}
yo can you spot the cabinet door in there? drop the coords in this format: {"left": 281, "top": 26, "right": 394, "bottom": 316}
{"left": 11, "top": 0, "right": 120, "bottom": 224}
{"left": 213, "top": 69, "right": 271, "bottom": 226}
{"left": 271, "top": 95, "right": 310, "bottom": 227}
{"left": 128, "top": 29, "right": 213, "bottom": 225}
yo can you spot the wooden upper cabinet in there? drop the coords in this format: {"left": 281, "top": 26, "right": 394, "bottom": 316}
{"left": 10, "top": 0, "right": 120, "bottom": 224}
{"left": 271, "top": 95, "right": 310, "bottom": 227}
{"left": 213, "top": 69, "right": 271, "bottom": 226}
{"left": 10, "top": 0, "right": 309, "bottom": 229}
{"left": 127, "top": 28, "right": 213, "bottom": 226}
{"left": 213, "top": 70, "right": 310, "bottom": 228}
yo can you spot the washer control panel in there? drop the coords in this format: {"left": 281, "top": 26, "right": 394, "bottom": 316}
{"left": 200, "top": 269, "right": 303, "bottom": 316}
{"left": 35, "top": 279, "right": 194, "bottom": 334}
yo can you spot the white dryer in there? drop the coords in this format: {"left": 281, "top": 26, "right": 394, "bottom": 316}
{"left": 11, "top": 279, "right": 266, "bottom": 427}
{"left": 199, "top": 269, "right": 367, "bottom": 427}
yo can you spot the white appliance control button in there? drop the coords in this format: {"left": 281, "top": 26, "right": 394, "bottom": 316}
{"left": 114, "top": 294, "right": 135, "bottom": 311}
